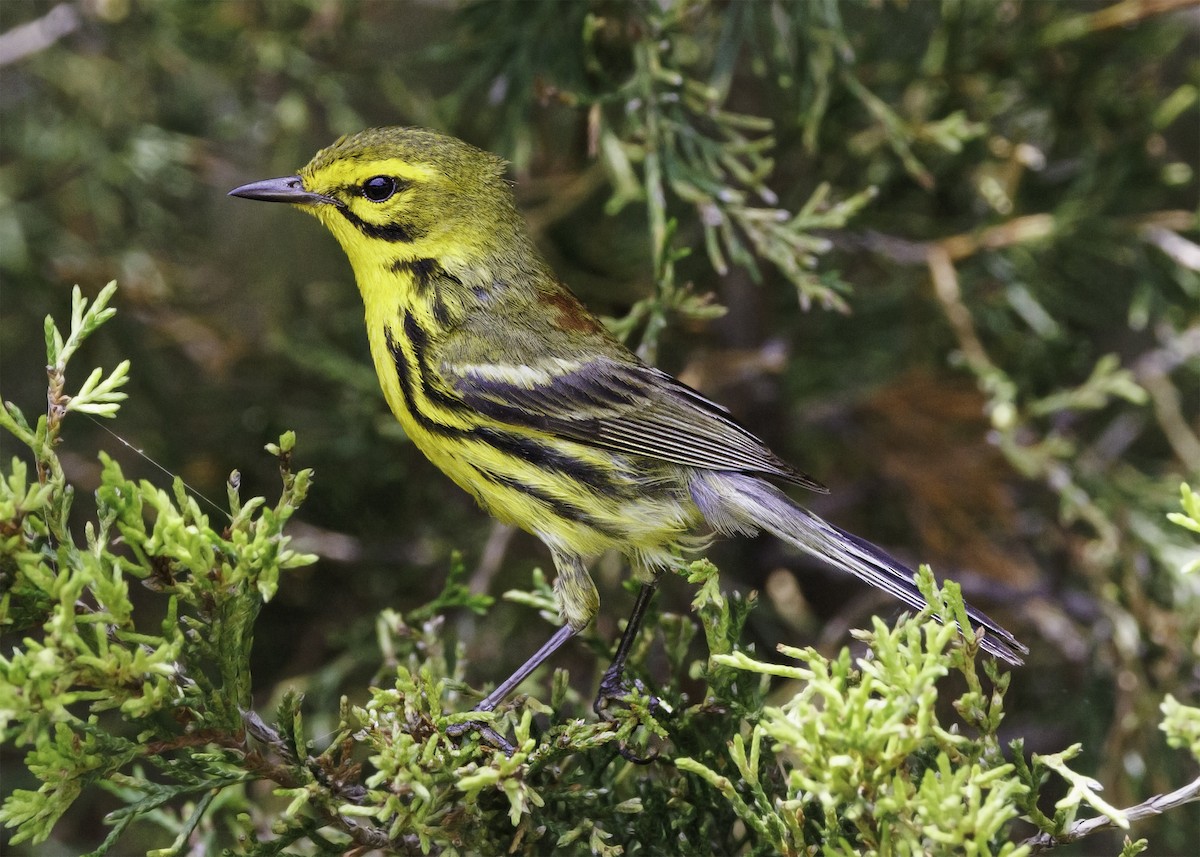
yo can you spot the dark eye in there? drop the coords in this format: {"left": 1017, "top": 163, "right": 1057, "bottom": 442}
{"left": 362, "top": 175, "right": 397, "bottom": 202}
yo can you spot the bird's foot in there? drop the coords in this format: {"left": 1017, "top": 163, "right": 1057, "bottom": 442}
{"left": 593, "top": 667, "right": 669, "bottom": 764}
{"left": 593, "top": 667, "right": 662, "bottom": 719}
{"left": 445, "top": 717, "right": 515, "bottom": 756}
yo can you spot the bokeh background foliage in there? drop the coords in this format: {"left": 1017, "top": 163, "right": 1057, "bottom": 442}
{"left": 1, "top": 0, "right": 1198, "bottom": 854}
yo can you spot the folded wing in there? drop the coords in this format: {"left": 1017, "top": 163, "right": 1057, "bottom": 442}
{"left": 443, "top": 353, "right": 826, "bottom": 492}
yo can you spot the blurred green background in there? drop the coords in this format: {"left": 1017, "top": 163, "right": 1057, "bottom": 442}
{"left": 1, "top": 0, "right": 1197, "bottom": 852}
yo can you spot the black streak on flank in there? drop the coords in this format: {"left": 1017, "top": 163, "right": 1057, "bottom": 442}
{"left": 476, "top": 468, "right": 626, "bottom": 539}
{"left": 402, "top": 310, "right": 462, "bottom": 412}
{"left": 336, "top": 205, "right": 418, "bottom": 243}
{"left": 384, "top": 317, "right": 632, "bottom": 502}
{"left": 474, "top": 426, "right": 623, "bottom": 495}
{"left": 385, "top": 324, "right": 434, "bottom": 432}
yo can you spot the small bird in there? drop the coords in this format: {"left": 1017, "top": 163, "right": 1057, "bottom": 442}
{"left": 230, "top": 127, "right": 1025, "bottom": 741}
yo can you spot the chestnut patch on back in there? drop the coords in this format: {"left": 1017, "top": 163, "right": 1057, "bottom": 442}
{"left": 542, "top": 289, "right": 602, "bottom": 334}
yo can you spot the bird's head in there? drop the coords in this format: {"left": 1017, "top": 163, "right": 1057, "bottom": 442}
{"left": 230, "top": 127, "right": 534, "bottom": 279}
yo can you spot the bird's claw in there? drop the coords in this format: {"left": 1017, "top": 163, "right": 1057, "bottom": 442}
{"left": 616, "top": 740, "right": 659, "bottom": 765}
{"left": 593, "top": 668, "right": 663, "bottom": 720}
{"left": 445, "top": 718, "right": 515, "bottom": 756}
{"left": 593, "top": 667, "right": 668, "bottom": 764}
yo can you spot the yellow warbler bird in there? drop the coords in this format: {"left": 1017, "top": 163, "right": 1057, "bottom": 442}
{"left": 230, "top": 127, "right": 1025, "bottom": 739}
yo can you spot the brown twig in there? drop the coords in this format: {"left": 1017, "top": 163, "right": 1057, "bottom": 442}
{"left": 835, "top": 210, "right": 1195, "bottom": 268}
{"left": 0, "top": 3, "right": 79, "bottom": 67}
{"left": 1023, "top": 774, "right": 1200, "bottom": 852}
{"left": 926, "top": 243, "right": 993, "bottom": 377}
{"left": 1134, "top": 324, "right": 1200, "bottom": 471}
{"left": 1041, "top": 0, "right": 1200, "bottom": 46}
{"left": 470, "top": 521, "right": 518, "bottom": 595}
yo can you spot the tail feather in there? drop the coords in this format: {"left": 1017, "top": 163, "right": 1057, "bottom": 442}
{"left": 689, "top": 470, "right": 1027, "bottom": 665}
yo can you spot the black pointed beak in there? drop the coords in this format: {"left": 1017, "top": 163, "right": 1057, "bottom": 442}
{"left": 228, "top": 175, "right": 337, "bottom": 206}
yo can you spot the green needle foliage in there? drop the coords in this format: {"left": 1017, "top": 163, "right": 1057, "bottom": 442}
{"left": 1, "top": 285, "right": 318, "bottom": 853}
{"left": 3, "top": 0, "right": 1198, "bottom": 853}
{"left": 2, "top": 285, "right": 1198, "bottom": 854}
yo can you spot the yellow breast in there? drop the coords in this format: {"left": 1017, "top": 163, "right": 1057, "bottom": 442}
{"left": 359, "top": 267, "right": 701, "bottom": 570}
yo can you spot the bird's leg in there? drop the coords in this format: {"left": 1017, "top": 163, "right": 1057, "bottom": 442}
{"left": 446, "top": 624, "right": 577, "bottom": 753}
{"left": 593, "top": 573, "right": 663, "bottom": 720}
{"left": 447, "top": 548, "right": 594, "bottom": 754}
{"left": 472, "top": 623, "right": 579, "bottom": 715}
{"left": 592, "top": 574, "right": 668, "bottom": 765}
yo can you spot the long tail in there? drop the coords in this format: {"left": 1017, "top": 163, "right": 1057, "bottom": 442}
{"left": 689, "top": 470, "right": 1027, "bottom": 665}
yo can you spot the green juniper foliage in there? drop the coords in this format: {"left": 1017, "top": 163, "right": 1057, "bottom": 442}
{"left": 1, "top": 284, "right": 317, "bottom": 852}
{"left": 2, "top": 282, "right": 1200, "bottom": 856}
{"left": 2, "top": 0, "right": 1198, "bottom": 854}
{"left": 0, "top": 283, "right": 1012, "bottom": 855}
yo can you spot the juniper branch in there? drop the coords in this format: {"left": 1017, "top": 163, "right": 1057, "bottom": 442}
{"left": 1022, "top": 775, "right": 1200, "bottom": 852}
